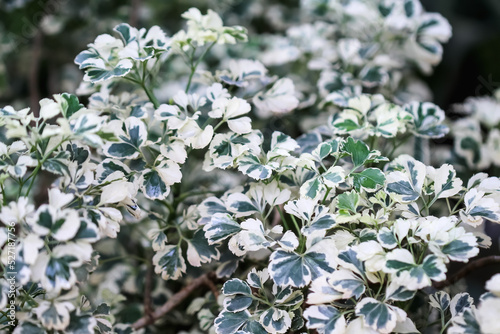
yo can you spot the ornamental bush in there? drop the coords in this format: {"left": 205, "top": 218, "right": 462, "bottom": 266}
{"left": 1, "top": 1, "right": 500, "bottom": 333}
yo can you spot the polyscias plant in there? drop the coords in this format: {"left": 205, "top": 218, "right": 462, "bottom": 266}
{"left": 1, "top": 3, "right": 500, "bottom": 334}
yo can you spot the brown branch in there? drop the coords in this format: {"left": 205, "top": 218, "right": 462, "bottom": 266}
{"left": 132, "top": 272, "right": 215, "bottom": 330}
{"left": 434, "top": 255, "right": 500, "bottom": 289}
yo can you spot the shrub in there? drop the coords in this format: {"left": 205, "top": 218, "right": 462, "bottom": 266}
{"left": 1, "top": 2, "right": 500, "bottom": 333}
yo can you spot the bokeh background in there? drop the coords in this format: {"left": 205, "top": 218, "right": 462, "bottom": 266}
{"left": 1, "top": 0, "right": 499, "bottom": 300}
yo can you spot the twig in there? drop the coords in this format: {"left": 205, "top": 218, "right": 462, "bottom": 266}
{"left": 434, "top": 255, "right": 500, "bottom": 289}
{"left": 132, "top": 272, "right": 215, "bottom": 329}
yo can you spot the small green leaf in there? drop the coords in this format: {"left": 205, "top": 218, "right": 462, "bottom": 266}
{"left": 223, "top": 279, "right": 252, "bottom": 296}
{"left": 343, "top": 137, "right": 370, "bottom": 168}
{"left": 337, "top": 191, "right": 359, "bottom": 213}
{"left": 353, "top": 168, "right": 385, "bottom": 192}
{"left": 269, "top": 240, "right": 336, "bottom": 288}
{"left": 59, "top": 93, "right": 84, "bottom": 119}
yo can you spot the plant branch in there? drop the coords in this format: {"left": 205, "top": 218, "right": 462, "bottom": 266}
{"left": 185, "top": 41, "right": 216, "bottom": 93}
{"left": 132, "top": 272, "right": 216, "bottom": 329}
{"left": 434, "top": 255, "right": 500, "bottom": 289}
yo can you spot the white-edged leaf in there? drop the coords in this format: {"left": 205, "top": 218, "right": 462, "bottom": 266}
{"left": 152, "top": 245, "right": 186, "bottom": 280}
{"left": 404, "top": 102, "right": 448, "bottom": 138}
{"left": 429, "top": 291, "right": 451, "bottom": 311}
{"left": 355, "top": 297, "right": 403, "bottom": 334}
{"left": 429, "top": 164, "right": 462, "bottom": 199}
{"left": 103, "top": 117, "right": 147, "bottom": 159}
{"left": 253, "top": 78, "right": 298, "bottom": 116}
{"left": 353, "top": 168, "right": 386, "bottom": 192}
{"left": 304, "top": 305, "right": 346, "bottom": 334}
{"left": 214, "top": 310, "right": 251, "bottom": 334}
{"left": 186, "top": 229, "right": 220, "bottom": 267}
{"left": 386, "top": 156, "right": 426, "bottom": 203}
{"left": 259, "top": 308, "right": 291, "bottom": 334}
{"left": 237, "top": 154, "right": 273, "bottom": 180}
{"left": 307, "top": 276, "right": 343, "bottom": 305}
{"left": 269, "top": 239, "right": 337, "bottom": 287}
{"left": 329, "top": 269, "right": 366, "bottom": 299}
{"left": 228, "top": 218, "right": 272, "bottom": 256}
{"left": 222, "top": 279, "right": 253, "bottom": 313}
{"left": 450, "top": 293, "right": 474, "bottom": 317}
{"left": 226, "top": 193, "right": 259, "bottom": 217}
{"left": 384, "top": 249, "right": 446, "bottom": 290}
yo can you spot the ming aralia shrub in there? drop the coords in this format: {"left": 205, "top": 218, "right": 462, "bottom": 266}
{"left": 1, "top": 2, "right": 500, "bottom": 333}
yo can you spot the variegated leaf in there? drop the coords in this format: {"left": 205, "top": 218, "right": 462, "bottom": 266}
{"left": 103, "top": 117, "right": 147, "bottom": 159}
{"left": 300, "top": 176, "right": 325, "bottom": 200}
{"left": 259, "top": 308, "right": 291, "bottom": 334}
{"left": 329, "top": 269, "right": 366, "bottom": 299}
{"left": 386, "top": 156, "right": 426, "bottom": 203}
{"left": 440, "top": 236, "right": 478, "bottom": 263}
{"left": 226, "top": 193, "right": 259, "bottom": 217}
{"left": 460, "top": 189, "right": 500, "bottom": 226}
{"left": 429, "top": 291, "right": 451, "bottom": 311}
{"left": 214, "top": 310, "right": 251, "bottom": 334}
{"left": 384, "top": 281, "right": 416, "bottom": 302}
{"left": 450, "top": 293, "right": 474, "bottom": 317}
{"left": 228, "top": 218, "right": 272, "bottom": 256}
{"left": 304, "top": 305, "right": 346, "bottom": 334}
{"left": 222, "top": 279, "right": 253, "bottom": 313}
{"left": 337, "top": 248, "right": 365, "bottom": 277}
{"left": 384, "top": 249, "right": 446, "bottom": 290}
{"left": 353, "top": 168, "right": 386, "bottom": 192}
{"left": 337, "top": 191, "right": 359, "bottom": 214}
{"left": 302, "top": 206, "right": 336, "bottom": 236}
{"left": 377, "top": 227, "right": 398, "bottom": 249}
{"left": 204, "top": 213, "right": 241, "bottom": 245}
{"left": 405, "top": 102, "right": 449, "bottom": 138}
{"left": 355, "top": 298, "right": 403, "bottom": 334}
{"left": 342, "top": 137, "right": 370, "bottom": 168}
{"left": 253, "top": 78, "right": 299, "bottom": 115}
{"left": 186, "top": 229, "right": 220, "bottom": 267}
{"left": 237, "top": 154, "right": 273, "bottom": 180}
{"left": 428, "top": 164, "right": 462, "bottom": 199}
{"left": 152, "top": 245, "right": 186, "bottom": 280}
{"left": 269, "top": 239, "right": 337, "bottom": 288}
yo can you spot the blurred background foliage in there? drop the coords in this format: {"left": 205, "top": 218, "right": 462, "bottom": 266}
{"left": 1, "top": 0, "right": 499, "bottom": 302}
{"left": 2, "top": 0, "right": 500, "bottom": 111}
